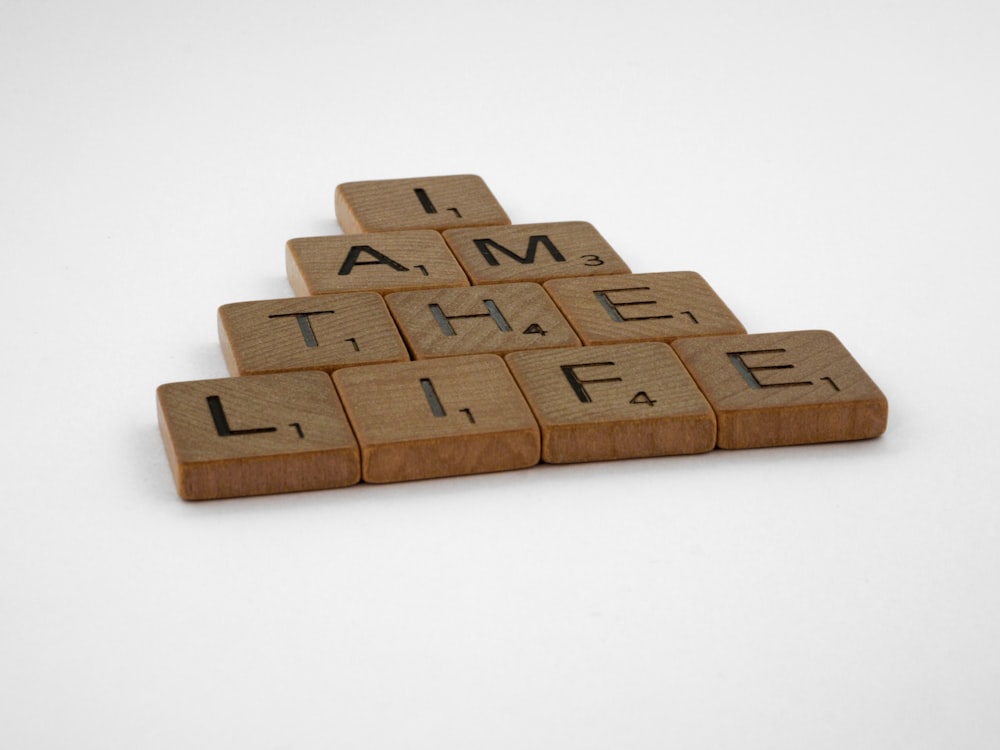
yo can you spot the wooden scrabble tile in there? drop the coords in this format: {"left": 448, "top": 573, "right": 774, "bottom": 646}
{"left": 441, "top": 221, "right": 631, "bottom": 285}
{"left": 335, "top": 175, "right": 511, "bottom": 234}
{"left": 156, "top": 371, "right": 360, "bottom": 500}
{"left": 505, "top": 343, "right": 716, "bottom": 464}
{"left": 671, "top": 330, "right": 888, "bottom": 449}
{"left": 333, "top": 354, "right": 540, "bottom": 483}
{"left": 384, "top": 282, "right": 581, "bottom": 359}
{"left": 286, "top": 230, "right": 470, "bottom": 296}
{"left": 217, "top": 294, "right": 409, "bottom": 376}
{"left": 544, "top": 271, "right": 746, "bottom": 345}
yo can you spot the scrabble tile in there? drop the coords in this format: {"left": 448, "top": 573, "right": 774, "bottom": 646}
{"left": 384, "top": 282, "right": 581, "bottom": 359}
{"left": 671, "top": 330, "right": 888, "bottom": 449}
{"left": 217, "top": 294, "right": 409, "bottom": 376}
{"left": 544, "top": 271, "right": 746, "bottom": 345}
{"left": 505, "top": 343, "right": 717, "bottom": 463}
{"left": 156, "top": 371, "right": 360, "bottom": 500}
{"left": 335, "top": 175, "right": 511, "bottom": 234}
{"left": 333, "top": 354, "right": 540, "bottom": 483}
{"left": 286, "top": 231, "right": 470, "bottom": 296}
{"left": 441, "top": 221, "right": 631, "bottom": 284}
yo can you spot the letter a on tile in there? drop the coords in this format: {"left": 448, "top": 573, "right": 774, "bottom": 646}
{"left": 338, "top": 245, "right": 409, "bottom": 275}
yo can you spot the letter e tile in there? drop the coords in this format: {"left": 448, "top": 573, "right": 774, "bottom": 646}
{"left": 544, "top": 271, "right": 745, "bottom": 345}
{"left": 671, "top": 330, "right": 888, "bottom": 449}
{"left": 156, "top": 371, "right": 360, "bottom": 499}
{"left": 505, "top": 343, "right": 716, "bottom": 463}
{"left": 332, "top": 355, "right": 540, "bottom": 483}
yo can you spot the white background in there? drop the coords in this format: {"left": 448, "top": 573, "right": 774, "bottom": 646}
{"left": 3, "top": 1, "right": 999, "bottom": 748}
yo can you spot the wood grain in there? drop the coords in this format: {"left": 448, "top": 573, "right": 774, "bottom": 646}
{"left": 505, "top": 342, "right": 716, "bottom": 463}
{"left": 441, "top": 221, "right": 630, "bottom": 285}
{"left": 671, "top": 330, "right": 889, "bottom": 449}
{"left": 544, "top": 271, "right": 746, "bottom": 345}
{"left": 286, "top": 231, "right": 470, "bottom": 296}
{"left": 335, "top": 175, "right": 511, "bottom": 234}
{"left": 218, "top": 294, "right": 410, "bottom": 376}
{"left": 333, "top": 354, "right": 540, "bottom": 483}
{"left": 384, "top": 282, "right": 581, "bottom": 359}
{"left": 156, "top": 371, "right": 360, "bottom": 500}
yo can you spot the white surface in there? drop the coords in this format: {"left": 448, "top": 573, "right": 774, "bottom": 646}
{"left": 3, "top": 1, "right": 999, "bottom": 748}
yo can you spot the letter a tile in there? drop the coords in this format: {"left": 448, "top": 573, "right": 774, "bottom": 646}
{"left": 156, "top": 371, "right": 361, "bottom": 499}
{"left": 286, "top": 231, "right": 470, "bottom": 296}
{"left": 671, "top": 330, "right": 888, "bottom": 449}
{"left": 333, "top": 355, "right": 540, "bottom": 483}
{"left": 335, "top": 175, "right": 511, "bottom": 233}
{"left": 505, "top": 343, "right": 716, "bottom": 463}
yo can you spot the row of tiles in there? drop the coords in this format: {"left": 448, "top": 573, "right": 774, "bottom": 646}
{"left": 286, "top": 221, "right": 633, "bottom": 295}
{"left": 220, "top": 271, "right": 746, "bottom": 376}
{"left": 158, "top": 334, "right": 888, "bottom": 500}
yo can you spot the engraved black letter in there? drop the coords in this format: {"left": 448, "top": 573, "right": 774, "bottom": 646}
{"left": 268, "top": 310, "right": 336, "bottom": 348}
{"left": 429, "top": 299, "right": 512, "bottom": 336}
{"left": 206, "top": 396, "right": 278, "bottom": 437}
{"left": 727, "top": 349, "right": 813, "bottom": 389}
{"left": 420, "top": 378, "right": 447, "bottom": 417}
{"left": 560, "top": 361, "right": 623, "bottom": 403}
{"left": 414, "top": 188, "right": 438, "bottom": 214}
{"left": 593, "top": 287, "right": 673, "bottom": 322}
{"left": 338, "top": 245, "right": 409, "bottom": 275}
{"left": 473, "top": 235, "right": 566, "bottom": 266}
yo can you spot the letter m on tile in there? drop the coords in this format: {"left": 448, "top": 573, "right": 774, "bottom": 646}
{"left": 473, "top": 235, "right": 566, "bottom": 266}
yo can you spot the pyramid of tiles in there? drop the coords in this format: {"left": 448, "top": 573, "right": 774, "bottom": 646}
{"left": 157, "top": 175, "right": 888, "bottom": 500}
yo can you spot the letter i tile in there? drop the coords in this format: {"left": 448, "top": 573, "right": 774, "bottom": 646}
{"left": 156, "top": 371, "right": 361, "bottom": 500}
{"left": 671, "top": 330, "right": 888, "bottom": 449}
{"left": 505, "top": 342, "right": 717, "bottom": 463}
{"left": 332, "top": 354, "right": 540, "bottom": 483}
{"left": 335, "top": 175, "right": 511, "bottom": 233}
